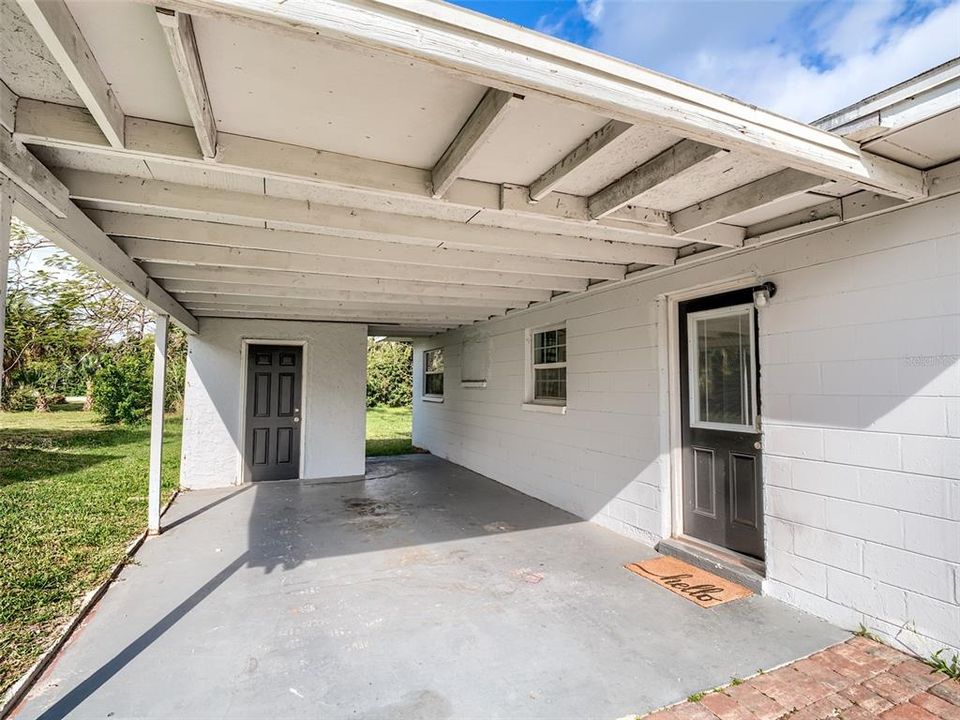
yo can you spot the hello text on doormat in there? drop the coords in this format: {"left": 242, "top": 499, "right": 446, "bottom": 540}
{"left": 624, "top": 556, "right": 752, "bottom": 608}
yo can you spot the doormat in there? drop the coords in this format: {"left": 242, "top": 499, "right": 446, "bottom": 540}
{"left": 624, "top": 556, "right": 752, "bottom": 608}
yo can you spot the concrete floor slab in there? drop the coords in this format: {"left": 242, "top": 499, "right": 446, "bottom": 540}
{"left": 14, "top": 455, "right": 846, "bottom": 720}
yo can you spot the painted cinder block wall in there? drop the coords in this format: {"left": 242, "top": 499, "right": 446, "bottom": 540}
{"left": 414, "top": 195, "right": 960, "bottom": 657}
{"left": 180, "top": 318, "right": 367, "bottom": 488}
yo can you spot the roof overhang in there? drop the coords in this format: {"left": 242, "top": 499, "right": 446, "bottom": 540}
{"left": 1, "top": 0, "right": 956, "bottom": 336}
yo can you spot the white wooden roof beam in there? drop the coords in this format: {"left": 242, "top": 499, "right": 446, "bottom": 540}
{"left": 0, "top": 127, "right": 70, "bottom": 217}
{"left": 15, "top": 0, "right": 124, "bottom": 148}
{"left": 153, "top": 0, "right": 924, "bottom": 199}
{"left": 432, "top": 88, "right": 520, "bottom": 198}
{"left": 0, "top": 80, "right": 16, "bottom": 135}
{"left": 142, "top": 262, "right": 551, "bottom": 302}
{"left": 155, "top": 8, "right": 218, "bottom": 159}
{"left": 91, "top": 211, "right": 626, "bottom": 280}
{"left": 114, "top": 237, "right": 590, "bottom": 292}
{"left": 529, "top": 120, "right": 631, "bottom": 201}
{"left": 589, "top": 140, "right": 727, "bottom": 219}
{"left": 62, "top": 170, "right": 677, "bottom": 266}
{"left": 174, "top": 293, "right": 503, "bottom": 316}
{"left": 369, "top": 327, "right": 443, "bottom": 337}
{"left": 187, "top": 305, "right": 474, "bottom": 325}
{"left": 15, "top": 101, "right": 715, "bottom": 248}
{"left": 161, "top": 279, "right": 529, "bottom": 308}
{"left": 671, "top": 168, "right": 831, "bottom": 235}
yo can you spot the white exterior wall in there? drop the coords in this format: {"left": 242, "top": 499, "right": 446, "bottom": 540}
{"left": 181, "top": 318, "right": 367, "bottom": 488}
{"left": 414, "top": 195, "right": 960, "bottom": 657}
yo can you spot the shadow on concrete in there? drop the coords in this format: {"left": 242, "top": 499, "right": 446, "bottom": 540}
{"left": 28, "top": 454, "right": 584, "bottom": 719}
{"left": 34, "top": 554, "right": 250, "bottom": 720}
{"left": 161, "top": 485, "right": 254, "bottom": 532}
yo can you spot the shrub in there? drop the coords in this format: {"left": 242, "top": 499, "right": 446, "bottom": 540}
{"left": 91, "top": 349, "right": 154, "bottom": 424}
{"left": 2, "top": 385, "right": 39, "bottom": 412}
{"left": 366, "top": 340, "right": 412, "bottom": 408}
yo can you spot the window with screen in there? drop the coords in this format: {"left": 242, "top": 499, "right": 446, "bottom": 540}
{"left": 423, "top": 348, "right": 444, "bottom": 398}
{"left": 530, "top": 326, "right": 566, "bottom": 405}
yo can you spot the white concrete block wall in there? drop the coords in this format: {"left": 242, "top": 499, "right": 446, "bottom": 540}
{"left": 415, "top": 195, "right": 960, "bottom": 657}
{"left": 180, "top": 318, "right": 367, "bottom": 488}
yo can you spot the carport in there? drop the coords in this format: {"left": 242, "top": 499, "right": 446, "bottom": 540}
{"left": 0, "top": 0, "right": 943, "bottom": 528}
{"left": 13, "top": 455, "right": 843, "bottom": 719}
{"left": 1, "top": 0, "right": 958, "bottom": 715}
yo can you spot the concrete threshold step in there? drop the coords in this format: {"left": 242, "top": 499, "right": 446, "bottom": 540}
{"left": 656, "top": 537, "right": 765, "bottom": 594}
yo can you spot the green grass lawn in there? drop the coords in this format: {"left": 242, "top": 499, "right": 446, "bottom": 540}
{"left": 0, "top": 406, "right": 182, "bottom": 695}
{"left": 365, "top": 405, "right": 415, "bottom": 456}
{"left": 0, "top": 403, "right": 413, "bottom": 694}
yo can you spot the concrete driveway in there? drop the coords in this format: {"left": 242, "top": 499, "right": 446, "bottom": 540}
{"left": 14, "top": 455, "right": 845, "bottom": 720}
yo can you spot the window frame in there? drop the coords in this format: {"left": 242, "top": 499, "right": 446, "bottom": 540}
{"left": 422, "top": 347, "right": 445, "bottom": 400}
{"left": 525, "top": 323, "right": 568, "bottom": 408}
{"left": 686, "top": 303, "right": 758, "bottom": 433}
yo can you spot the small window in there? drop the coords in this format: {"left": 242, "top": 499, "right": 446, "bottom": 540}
{"left": 530, "top": 326, "right": 566, "bottom": 405}
{"left": 423, "top": 348, "right": 444, "bottom": 398}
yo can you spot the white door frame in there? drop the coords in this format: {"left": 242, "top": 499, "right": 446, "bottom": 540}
{"left": 238, "top": 338, "right": 308, "bottom": 484}
{"left": 656, "top": 274, "right": 762, "bottom": 544}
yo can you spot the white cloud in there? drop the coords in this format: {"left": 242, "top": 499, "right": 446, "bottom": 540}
{"left": 565, "top": 0, "right": 960, "bottom": 121}
{"left": 576, "top": 0, "right": 606, "bottom": 25}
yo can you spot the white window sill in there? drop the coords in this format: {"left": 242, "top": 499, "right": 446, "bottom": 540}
{"left": 460, "top": 381, "right": 487, "bottom": 388}
{"left": 522, "top": 403, "right": 566, "bottom": 415}
{"left": 422, "top": 395, "right": 444, "bottom": 403}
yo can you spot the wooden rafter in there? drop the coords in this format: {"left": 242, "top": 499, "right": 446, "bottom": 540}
{"left": 432, "top": 88, "right": 520, "bottom": 198}
{"left": 0, "top": 126, "right": 70, "bottom": 217}
{"left": 529, "top": 120, "right": 631, "bottom": 201}
{"left": 588, "top": 140, "right": 726, "bottom": 219}
{"left": 112, "top": 237, "right": 591, "bottom": 292}
{"left": 160, "top": 279, "right": 531, "bottom": 308}
{"left": 62, "top": 170, "right": 678, "bottom": 265}
{"left": 0, "top": 80, "right": 16, "bottom": 134}
{"left": 671, "top": 169, "right": 830, "bottom": 235}
{"left": 153, "top": 0, "right": 925, "bottom": 199}
{"left": 91, "top": 211, "right": 628, "bottom": 280}
{"left": 156, "top": 8, "right": 218, "bottom": 159}
{"left": 187, "top": 305, "right": 477, "bottom": 325}
{"left": 15, "top": 100, "right": 749, "bottom": 250}
{"left": 15, "top": 0, "right": 124, "bottom": 148}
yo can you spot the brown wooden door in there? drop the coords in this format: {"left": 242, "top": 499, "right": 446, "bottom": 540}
{"left": 679, "top": 289, "right": 764, "bottom": 560}
{"left": 245, "top": 345, "right": 303, "bottom": 482}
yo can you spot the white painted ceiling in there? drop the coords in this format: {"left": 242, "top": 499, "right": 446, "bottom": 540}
{"left": 191, "top": 14, "right": 488, "bottom": 169}
{"left": 0, "top": 0, "right": 81, "bottom": 104}
{"left": 865, "top": 108, "right": 960, "bottom": 169}
{"left": 66, "top": 0, "right": 191, "bottom": 125}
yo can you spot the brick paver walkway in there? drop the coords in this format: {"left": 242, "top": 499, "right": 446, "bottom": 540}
{"left": 643, "top": 637, "right": 960, "bottom": 720}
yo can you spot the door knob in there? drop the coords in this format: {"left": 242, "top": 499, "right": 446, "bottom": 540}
{"left": 294, "top": 417, "right": 300, "bottom": 423}
{"left": 754, "top": 441, "right": 762, "bottom": 450}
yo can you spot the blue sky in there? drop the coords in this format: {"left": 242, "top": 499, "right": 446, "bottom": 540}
{"left": 450, "top": 0, "right": 960, "bottom": 120}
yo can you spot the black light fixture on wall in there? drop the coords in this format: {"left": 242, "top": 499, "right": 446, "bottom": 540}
{"left": 753, "top": 281, "right": 777, "bottom": 308}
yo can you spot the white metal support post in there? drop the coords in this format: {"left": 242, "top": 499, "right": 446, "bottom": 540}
{"left": 148, "top": 314, "right": 169, "bottom": 534}
{"left": 0, "top": 176, "right": 12, "bottom": 407}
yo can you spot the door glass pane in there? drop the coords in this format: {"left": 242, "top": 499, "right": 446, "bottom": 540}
{"left": 692, "top": 308, "right": 755, "bottom": 427}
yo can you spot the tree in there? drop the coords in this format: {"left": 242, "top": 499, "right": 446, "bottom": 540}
{"left": 3, "top": 218, "right": 187, "bottom": 418}
{"left": 366, "top": 339, "right": 412, "bottom": 407}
